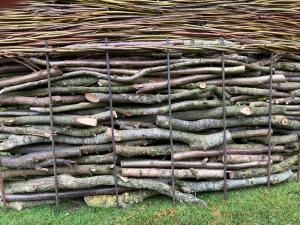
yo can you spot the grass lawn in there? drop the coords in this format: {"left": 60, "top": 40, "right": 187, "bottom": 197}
{"left": 0, "top": 181, "right": 299, "bottom": 225}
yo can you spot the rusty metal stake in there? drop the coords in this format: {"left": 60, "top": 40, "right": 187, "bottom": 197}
{"left": 267, "top": 53, "right": 274, "bottom": 187}
{"left": 105, "top": 38, "right": 119, "bottom": 207}
{"left": 166, "top": 38, "right": 176, "bottom": 207}
{"left": 45, "top": 41, "right": 59, "bottom": 208}
{"left": 296, "top": 53, "right": 300, "bottom": 180}
{"left": 220, "top": 38, "right": 228, "bottom": 200}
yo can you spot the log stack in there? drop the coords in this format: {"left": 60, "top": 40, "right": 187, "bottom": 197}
{"left": 0, "top": 0, "right": 299, "bottom": 209}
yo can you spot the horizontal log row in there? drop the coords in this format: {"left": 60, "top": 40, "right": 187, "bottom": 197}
{"left": 0, "top": 50, "right": 299, "bottom": 209}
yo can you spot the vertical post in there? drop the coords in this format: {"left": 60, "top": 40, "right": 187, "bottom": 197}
{"left": 220, "top": 38, "right": 228, "bottom": 200}
{"left": 0, "top": 172, "right": 7, "bottom": 209}
{"left": 105, "top": 38, "right": 119, "bottom": 207}
{"left": 298, "top": 141, "right": 300, "bottom": 181}
{"left": 45, "top": 41, "right": 59, "bottom": 208}
{"left": 166, "top": 38, "right": 176, "bottom": 207}
{"left": 267, "top": 53, "right": 274, "bottom": 187}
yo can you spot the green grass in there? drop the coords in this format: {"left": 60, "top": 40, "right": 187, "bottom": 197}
{"left": 0, "top": 181, "right": 299, "bottom": 225}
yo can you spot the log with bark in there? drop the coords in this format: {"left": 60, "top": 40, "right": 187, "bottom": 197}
{"left": 0, "top": 42, "right": 299, "bottom": 210}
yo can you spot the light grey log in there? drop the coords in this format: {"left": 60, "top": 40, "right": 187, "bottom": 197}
{"left": 179, "top": 170, "right": 293, "bottom": 193}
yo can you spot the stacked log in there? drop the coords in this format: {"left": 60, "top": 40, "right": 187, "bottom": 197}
{"left": 0, "top": 48, "right": 299, "bottom": 209}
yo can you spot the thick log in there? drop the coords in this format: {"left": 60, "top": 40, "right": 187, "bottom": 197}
{"left": 173, "top": 146, "right": 285, "bottom": 160}
{"left": 156, "top": 115, "right": 288, "bottom": 132}
{"left": 0, "top": 126, "right": 51, "bottom": 138}
{"left": 0, "top": 147, "right": 82, "bottom": 169}
{"left": 75, "top": 153, "right": 114, "bottom": 164}
{"left": 121, "top": 168, "right": 224, "bottom": 179}
{"left": 230, "top": 129, "right": 269, "bottom": 139}
{"left": 17, "top": 85, "right": 136, "bottom": 95}
{"left": 10, "top": 144, "right": 115, "bottom": 155}
{"left": 85, "top": 88, "right": 209, "bottom": 105}
{"left": 5, "top": 187, "right": 128, "bottom": 202}
{"left": 121, "top": 160, "right": 270, "bottom": 170}
{"left": 247, "top": 134, "right": 298, "bottom": 145}
{"left": 225, "top": 155, "right": 283, "bottom": 164}
{"left": 0, "top": 68, "right": 62, "bottom": 88}
{"left": 225, "top": 86, "right": 289, "bottom": 97}
{"left": 0, "top": 115, "right": 98, "bottom": 127}
{"left": 275, "top": 62, "right": 300, "bottom": 72}
{"left": 52, "top": 77, "right": 99, "bottom": 87}
{"left": 0, "top": 111, "right": 39, "bottom": 116}
{"left": 229, "top": 155, "right": 298, "bottom": 178}
{"left": 111, "top": 128, "right": 232, "bottom": 150}
{"left": 0, "top": 64, "right": 30, "bottom": 74}
{"left": 85, "top": 190, "right": 157, "bottom": 208}
{"left": 33, "top": 125, "right": 107, "bottom": 137}
{"left": 112, "top": 120, "right": 156, "bottom": 129}
{"left": 204, "top": 74, "right": 286, "bottom": 86}
{"left": 115, "top": 99, "right": 223, "bottom": 116}
{"left": 2, "top": 164, "right": 113, "bottom": 179}
{"left": 230, "top": 95, "right": 253, "bottom": 103}
{"left": 0, "top": 95, "right": 85, "bottom": 107}
{"left": 273, "top": 97, "right": 300, "bottom": 105}
{"left": 134, "top": 76, "right": 219, "bottom": 93}
{"left": 179, "top": 170, "right": 293, "bottom": 193}
{"left": 4, "top": 174, "right": 207, "bottom": 206}
{"left": 30, "top": 102, "right": 102, "bottom": 113}
{"left": 172, "top": 105, "right": 285, "bottom": 120}
{"left": 116, "top": 144, "right": 191, "bottom": 157}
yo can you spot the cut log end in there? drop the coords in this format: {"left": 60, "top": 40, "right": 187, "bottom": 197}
{"left": 85, "top": 93, "right": 100, "bottom": 103}
{"left": 75, "top": 117, "right": 98, "bottom": 127}
{"left": 281, "top": 117, "right": 289, "bottom": 126}
{"left": 240, "top": 106, "right": 252, "bottom": 116}
{"left": 199, "top": 82, "right": 207, "bottom": 89}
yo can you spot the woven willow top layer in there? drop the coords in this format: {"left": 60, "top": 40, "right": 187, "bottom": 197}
{"left": 0, "top": 0, "right": 299, "bottom": 55}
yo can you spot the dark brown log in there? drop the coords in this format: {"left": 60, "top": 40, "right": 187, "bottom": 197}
{"left": 5, "top": 187, "right": 129, "bottom": 202}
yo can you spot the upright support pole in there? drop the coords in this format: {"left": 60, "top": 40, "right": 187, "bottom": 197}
{"left": 45, "top": 41, "right": 59, "bottom": 208}
{"left": 220, "top": 38, "right": 228, "bottom": 200}
{"left": 166, "top": 38, "right": 176, "bottom": 207}
{"left": 267, "top": 53, "right": 274, "bottom": 187}
{"left": 298, "top": 141, "right": 300, "bottom": 181}
{"left": 105, "top": 38, "right": 119, "bottom": 207}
